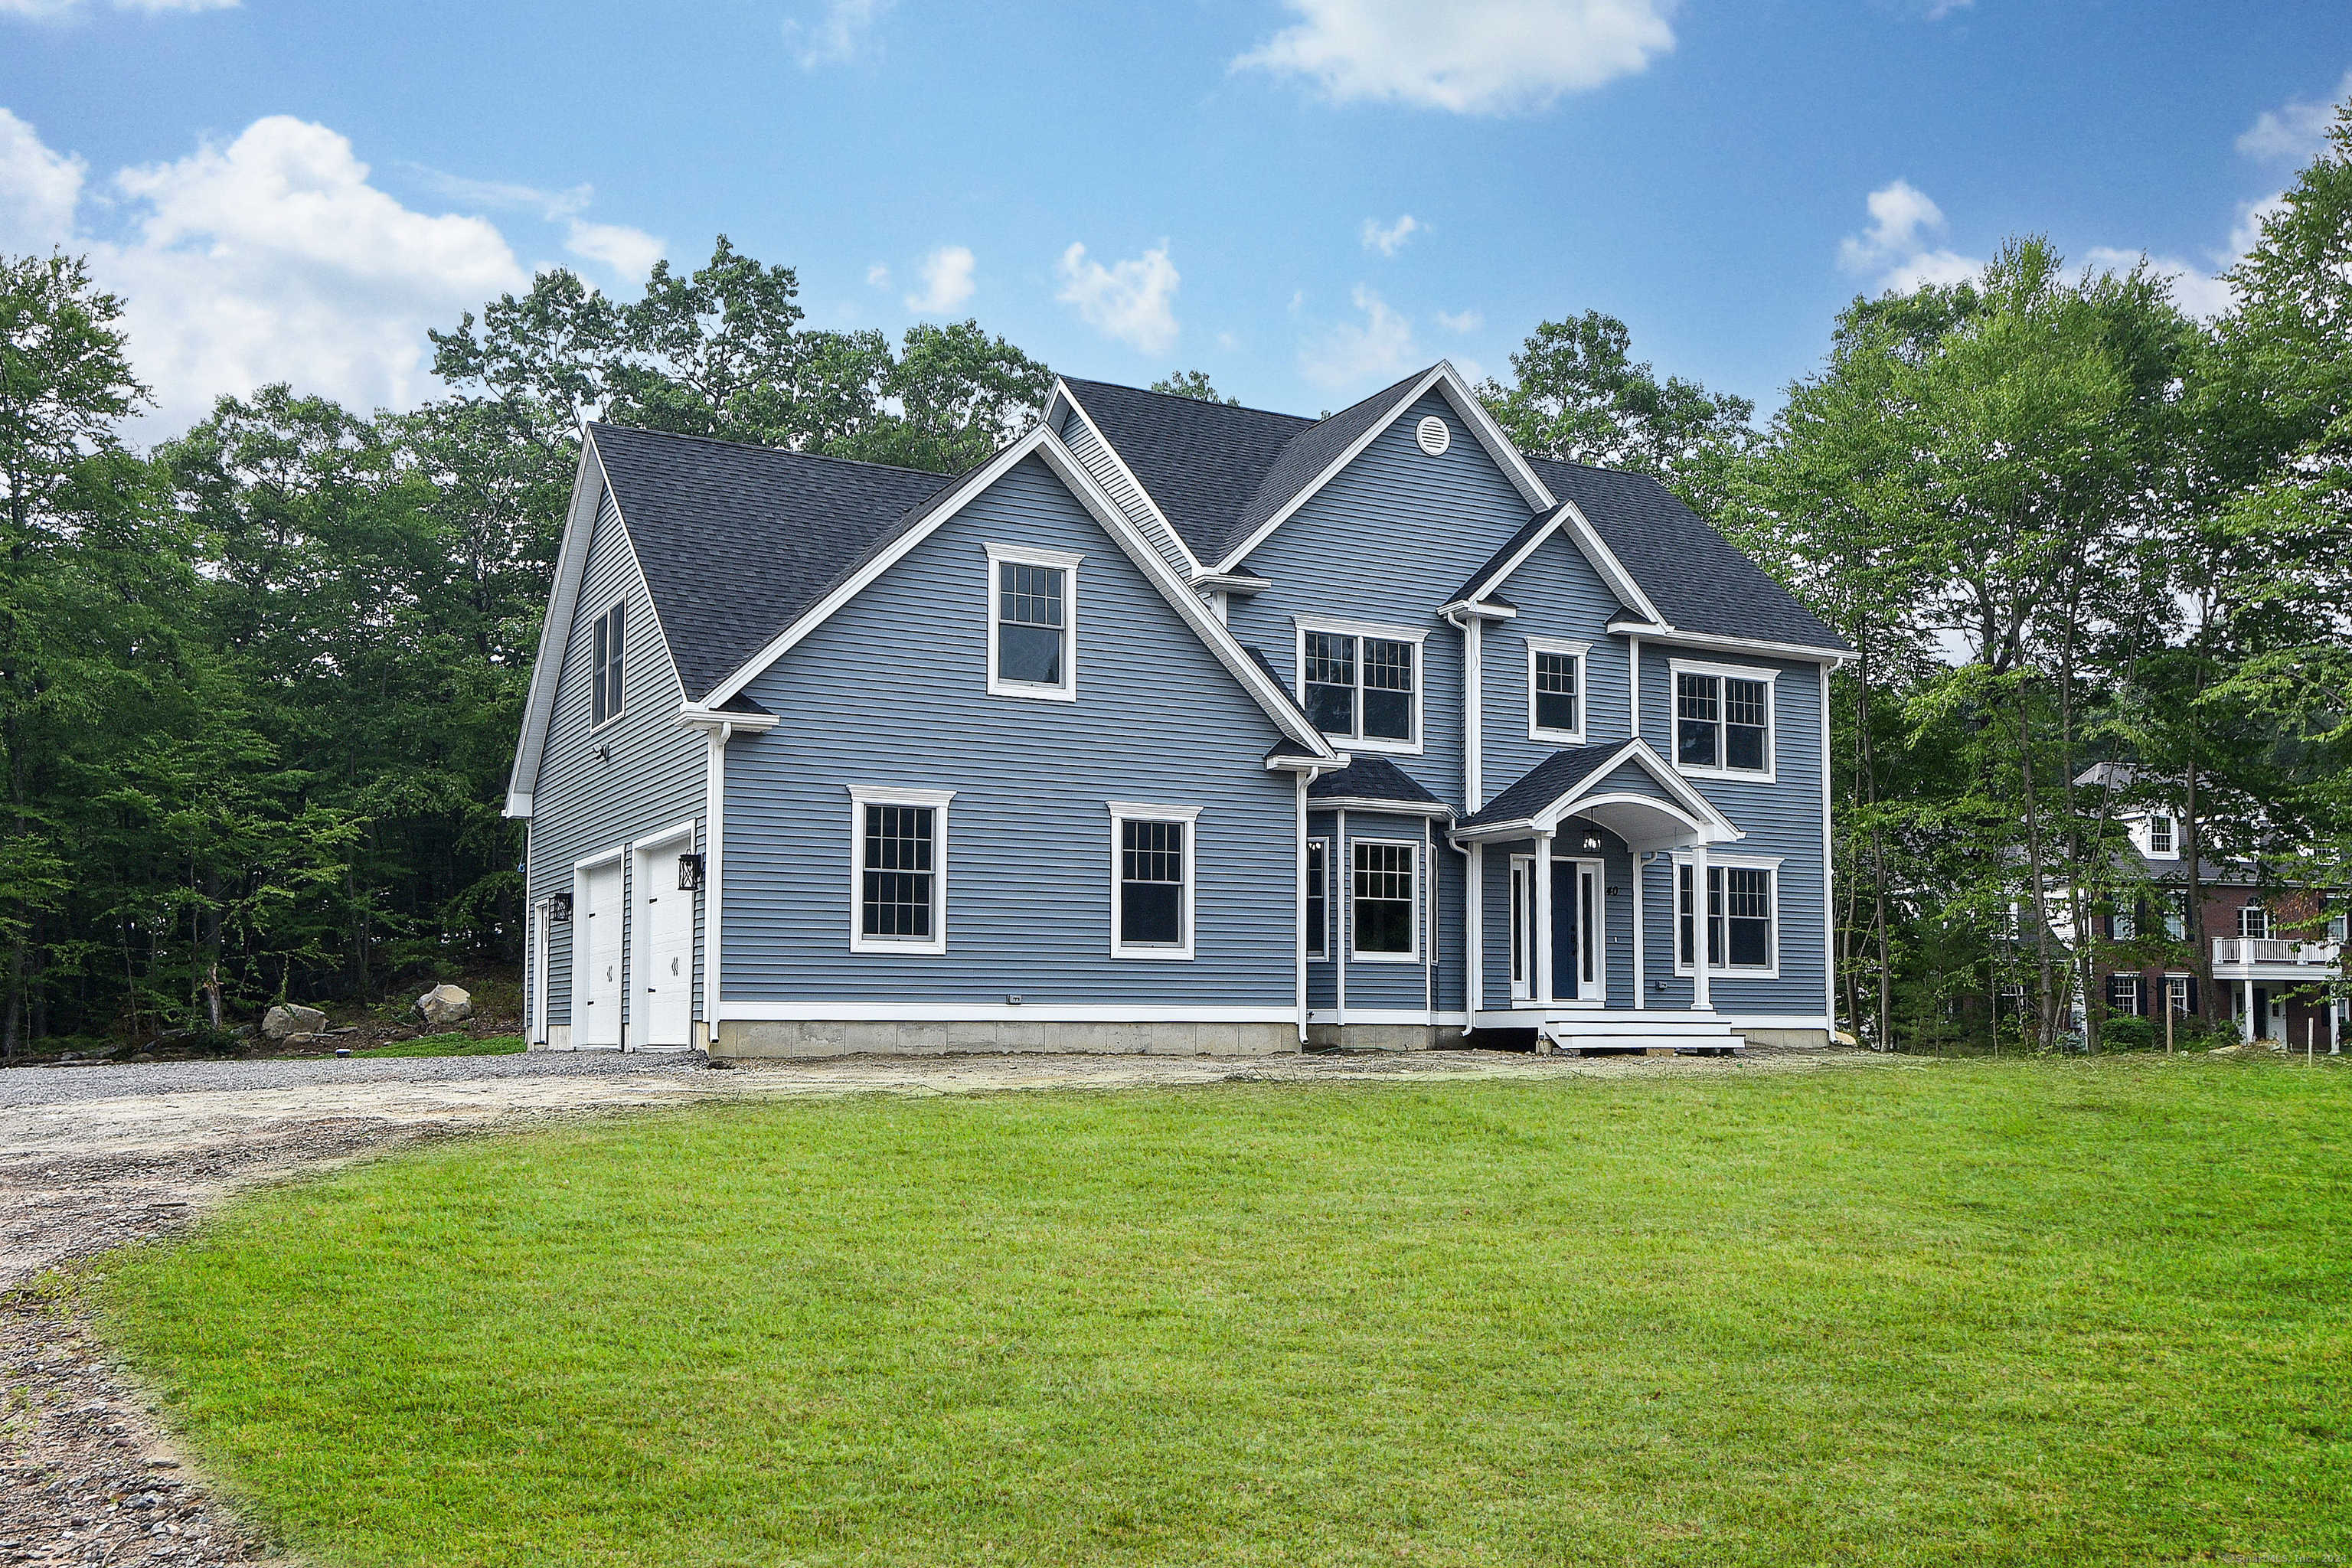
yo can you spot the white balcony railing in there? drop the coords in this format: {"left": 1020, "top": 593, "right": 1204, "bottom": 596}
{"left": 2213, "top": 937, "right": 2341, "bottom": 968}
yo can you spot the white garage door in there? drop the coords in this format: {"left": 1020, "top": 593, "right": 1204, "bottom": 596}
{"left": 577, "top": 859, "right": 623, "bottom": 1047}
{"left": 641, "top": 859, "right": 694, "bottom": 1048}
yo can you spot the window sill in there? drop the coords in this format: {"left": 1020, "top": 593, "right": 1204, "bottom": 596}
{"left": 1111, "top": 946, "right": 1195, "bottom": 962}
{"left": 1673, "top": 763, "right": 1775, "bottom": 785}
{"left": 849, "top": 936, "right": 949, "bottom": 956}
{"left": 1323, "top": 733, "right": 1423, "bottom": 756}
{"left": 1528, "top": 726, "right": 1586, "bottom": 746}
{"left": 1672, "top": 965, "right": 1781, "bottom": 981}
{"left": 1348, "top": 949, "right": 1422, "bottom": 964}
{"left": 986, "top": 679, "right": 1077, "bottom": 702}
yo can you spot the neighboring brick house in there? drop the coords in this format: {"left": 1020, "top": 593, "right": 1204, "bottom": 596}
{"left": 2077, "top": 773, "right": 2345, "bottom": 1050}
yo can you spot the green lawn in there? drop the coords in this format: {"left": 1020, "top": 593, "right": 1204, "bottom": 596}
{"left": 351, "top": 1033, "right": 525, "bottom": 1057}
{"left": 98, "top": 1057, "right": 2351, "bottom": 1566}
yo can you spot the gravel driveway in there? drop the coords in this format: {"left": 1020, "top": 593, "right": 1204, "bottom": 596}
{"left": 0, "top": 1040, "right": 1890, "bottom": 1563}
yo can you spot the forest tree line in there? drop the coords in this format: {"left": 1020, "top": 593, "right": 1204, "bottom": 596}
{"left": 2, "top": 114, "right": 2347, "bottom": 1054}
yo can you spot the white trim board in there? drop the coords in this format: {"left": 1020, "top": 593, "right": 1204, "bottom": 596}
{"left": 1047, "top": 381, "right": 1208, "bottom": 578}
{"left": 716, "top": 1002, "right": 1298, "bottom": 1024}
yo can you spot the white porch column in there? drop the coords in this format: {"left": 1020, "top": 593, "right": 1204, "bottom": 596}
{"left": 1534, "top": 827, "right": 1555, "bottom": 1004}
{"left": 1631, "top": 851, "right": 1645, "bottom": 1010}
{"left": 1464, "top": 616, "right": 1485, "bottom": 812}
{"left": 703, "top": 725, "right": 730, "bottom": 1051}
{"left": 1690, "top": 839, "right": 1713, "bottom": 1013}
{"left": 1334, "top": 808, "right": 1348, "bottom": 1023}
{"left": 2243, "top": 978, "right": 2256, "bottom": 1042}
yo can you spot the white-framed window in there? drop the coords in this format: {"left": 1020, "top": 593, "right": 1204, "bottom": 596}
{"left": 1673, "top": 853, "right": 1782, "bottom": 975}
{"left": 2239, "top": 904, "right": 2271, "bottom": 939}
{"left": 2166, "top": 975, "right": 2193, "bottom": 1015}
{"left": 2146, "top": 815, "right": 2176, "bottom": 856}
{"left": 2331, "top": 913, "right": 2347, "bottom": 944}
{"left": 1671, "top": 658, "right": 1776, "bottom": 781}
{"left": 1351, "top": 838, "right": 1419, "bottom": 961}
{"left": 985, "top": 543, "right": 1081, "bottom": 701}
{"left": 847, "top": 786, "right": 953, "bottom": 955}
{"left": 590, "top": 599, "right": 626, "bottom": 729}
{"left": 2106, "top": 974, "right": 2143, "bottom": 1016}
{"left": 1525, "top": 636, "right": 1589, "bottom": 743}
{"left": 1108, "top": 802, "right": 1198, "bottom": 959}
{"left": 1306, "top": 838, "right": 1329, "bottom": 961}
{"left": 1297, "top": 616, "right": 1426, "bottom": 753}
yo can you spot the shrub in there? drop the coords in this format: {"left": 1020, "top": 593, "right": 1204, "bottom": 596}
{"left": 2102, "top": 1014, "right": 2157, "bottom": 1052}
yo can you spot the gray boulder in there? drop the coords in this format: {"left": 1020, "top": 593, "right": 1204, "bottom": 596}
{"left": 416, "top": 983, "right": 472, "bottom": 1028}
{"left": 261, "top": 1004, "right": 328, "bottom": 1040}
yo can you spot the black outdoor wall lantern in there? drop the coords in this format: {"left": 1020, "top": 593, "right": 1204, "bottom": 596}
{"left": 549, "top": 893, "right": 573, "bottom": 923}
{"left": 678, "top": 853, "right": 706, "bottom": 891}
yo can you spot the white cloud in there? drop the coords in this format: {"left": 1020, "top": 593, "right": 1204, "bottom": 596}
{"left": 6, "top": 114, "right": 532, "bottom": 429}
{"left": 564, "top": 218, "right": 665, "bottom": 285}
{"left": 1436, "top": 307, "right": 1482, "bottom": 333}
{"left": 1054, "top": 240, "right": 1180, "bottom": 355}
{"left": 0, "top": 109, "right": 83, "bottom": 250}
{"left": 1235, "top": 0, "right": 1674, "bottom": 116}
{"left": 1837, "top": 178, "right": 1986, "bottom": 292}
{"left": 1361, "top": 214, "right": 1421, "bottom": 254}
{"left": 786, "top": 0, "right": 892, "bottom": 67}
{"left": 1298, "top": 285, "right": 1418, "bottom": 390}
{"left": 1923, "top": 0, "right": 1972, "bottom": 18}
{"left": 2225, "top": 193, "right": 2288, "bottom": 261}
{"left": 904, "top": 243, "right": 975, "bottom": 314}
{"left": 2079, "top": 247, "right": 2234, "bottom": 320}
{"left": 2236, "top": 71, "right": 2352, "bottom": 164}
{"left": 866, "top": 261, "right": 891, "bottom": 288}
{"left": 2, "top": 0, "right": 235, "bottom": 16}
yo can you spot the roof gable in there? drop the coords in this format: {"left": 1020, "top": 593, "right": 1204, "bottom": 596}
{"left": 1455, "top": 739, "right": 1739, "bottom": 844}
{"left": 589, "top": 423, "right": 956, "bottom": 701}
{"left": 1054, "top": 379, "right": 1315, "bottom": 566}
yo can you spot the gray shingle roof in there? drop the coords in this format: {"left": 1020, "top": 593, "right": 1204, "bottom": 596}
{"left": 590, "top": 423, "right": 956, "bottom": 701}
{"left": 1062, "top": 371, "right": 1428, "bottom": 566}
{"left": 1455, "top": 744, "right": 1631, "bottom": 830}
{"left": 1524, "top": 457, "right": 1845, "bottom": 652}
{"left": 1307, "top": 755, "right": 1446, "bottom": 810}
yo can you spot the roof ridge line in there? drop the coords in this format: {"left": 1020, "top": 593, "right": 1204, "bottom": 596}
{"left": 589, "top": 420, "right": 960, "bottom": 480}
{"left": 1061, "top": 377, "right": 1316, "bottom": 426}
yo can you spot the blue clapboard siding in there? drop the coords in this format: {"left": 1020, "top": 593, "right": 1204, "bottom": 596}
{"left": 1226, "top": 390, "right": 1539, "bottom": 1015}
{"left": 1478, "top": 531, "right": 1634, "bottom": 790}
{"left": 1633, "top": 645, "right": 1828, "bottom": 1018}
{"left": 720, "top": 455, "right": 1298, "bottom": 1006}
{"left": 526, "top": 487, "right": 707, "bottom": 1035}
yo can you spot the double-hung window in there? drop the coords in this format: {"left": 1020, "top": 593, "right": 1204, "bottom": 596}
{"left": 1526, "top": 637, "right": 1589, "bottom": 743}
{"left": 2239, "top": 904, "right": 2271, "bottom": 939}
{"left": 2147, "top": 815, "right": 2175, "bottom": 856}
{"left": 1672, "top": 661, "right": 1774, "bottom": 779}
{"left": 848, "top": 787, "right": 952, "bottom": 954}
{"left": 1675, "top": 856, "right": 1779, "bottom": 975}
{"left": 1109, "top": 802, "right": 1198, "bottom": 959}
{"left": 1299, "top": 619, "right": 1423, "bottom": 750}
{"left": 591, "top": 600, "right": 625, "bottom": 728}
{"left": 1351, "top": 840, "right": 1418, "bottom": 960}
{"left": 986, "top": 544, "right": 1080, "bottom": 699}
{"left": 1306, "top": 838, "right": 1328, "bottom": 960}
{"left": 2107, "top": 974, "right": 2144, "bottom": 1016}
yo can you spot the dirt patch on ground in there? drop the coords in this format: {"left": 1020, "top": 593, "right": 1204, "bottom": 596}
{"left": 0, "top": 1043, "right": 1898, "bottom": 1560}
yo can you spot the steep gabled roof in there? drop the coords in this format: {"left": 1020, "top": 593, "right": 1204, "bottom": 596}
{"left": 1459, "top": 743, "right": 1635, "bottom": 831}
{"left": 1454, "top": 738, "right": 1740, "bottom": 845}
{"left": 1524, "top": 457, "right": 1845, "bottom": 652}
{"left": 588, "top": 423, "right": 958, "bottom": 701}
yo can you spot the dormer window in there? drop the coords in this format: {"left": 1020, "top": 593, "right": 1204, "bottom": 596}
{"left": 986, "top": 544, "right": 1081, "bottom": 700}
{"left": 1297, "top": 617, "right": 1425, "bottom": 753}
{"left": 2147, "top": 815, "right": 2175, "bottom": 855}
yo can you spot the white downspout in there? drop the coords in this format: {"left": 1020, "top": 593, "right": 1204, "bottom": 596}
{"left": 1629, "top": 633, "right": 1642, "bottom": 740}
{"left": 1467, "top": 841, "right": 1485, "bottom": 1024}
{"left": 1463, "top": 614, "right": 1484, "bottom": 812}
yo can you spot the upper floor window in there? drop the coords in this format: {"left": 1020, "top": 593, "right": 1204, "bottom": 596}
{"left": 1526, "top": 637, "right": 1589, "bottom": 744}
{"left": 2147, "top": 815, "right": 2175, "bottom": 855}
{"left": 848, "top": 786, "right": 953, "bottom": 955}
{"left": 2239, "top": 904, "right": 2271, "bottom": 939}
{"left": 591, "top": 600, "right": 625, "bottom": 728}
{"left": 986, "top": 544, "right": 1081, "bottom": 700}
{"left": 1298, "top": 617, "right": 1424, "bottom": 752}
{"left": 1672, "top": 660, "right": 1775, "bottom": 779}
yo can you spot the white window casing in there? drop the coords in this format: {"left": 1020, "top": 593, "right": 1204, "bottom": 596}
{"left": 1306, "top": 837, "right": 1331, "bottom": 962}
{"left": 1524, "top": 635, "right": 1590, "bottom": 744}
{"left": 1107, "top": 801, "right": 1200, "bottom": 960}
{"left": 985, "top": 542, "right": 1083, "bottom": 701}
{"left": 590, "top": 597, "right": 627, "bottom": 731}
{"left": 1669, "top": 656, "right": 1777, "bottom": 782}
{"left": 1669, "top": 850, "right": 1784, "bottom": 978}
{"left": 1295, "top": 614, "right": 1428, "bottom": 756}
{"left": 1350, "top": 836, "right": 1420, "bottom": 963}
{"left": 848, "top": 786, "right": 954, "bottom": 955}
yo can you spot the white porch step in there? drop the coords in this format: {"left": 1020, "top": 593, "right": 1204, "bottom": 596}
{"left": 1534, "top": 1015, "right": 1744, "bottom": 1054}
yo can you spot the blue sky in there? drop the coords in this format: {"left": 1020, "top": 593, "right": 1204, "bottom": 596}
{"left": 3, "top": 0, "right": 2347, "bottom": 433}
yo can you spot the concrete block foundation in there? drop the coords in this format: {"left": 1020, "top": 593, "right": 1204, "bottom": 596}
{"left": 713, "top": 1018, "right": 1300, "bottom": 1060}
{"left": 1305, "top": 1023, "right": 1446, "bottom": 1051}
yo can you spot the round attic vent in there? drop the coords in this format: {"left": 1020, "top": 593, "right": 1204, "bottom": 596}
{"left": 1416, "top": 415, "right": 1451, "bottom": 456}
